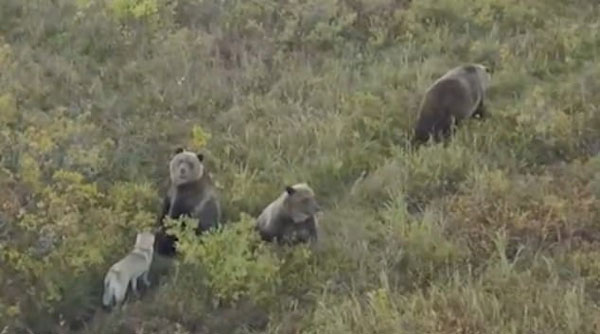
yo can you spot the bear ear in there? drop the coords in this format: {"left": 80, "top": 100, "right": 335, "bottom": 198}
{"left": 463, "top": 64, "right": 476, "bottom": 73}
{"left": 285, "top": 186, "right": 295, "bottom": 195}
{"left": 479, "top": 64, "right": 493, "bottom": 74}
{"left": 196, "top": 153, "right": 204, "bottom": 162}
{"left": 174, "top": 147, "right": 184, "bottom": 154}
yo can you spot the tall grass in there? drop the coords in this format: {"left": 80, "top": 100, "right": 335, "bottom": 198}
{"left": 1, "top": 0, "right": 600, "bottom": 333}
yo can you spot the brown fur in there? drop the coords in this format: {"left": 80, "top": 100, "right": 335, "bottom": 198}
{"left": 256, "top": 183, "right": 321, "bottom": 245}
{"left": 155, "top": 148, "right": 221, "bottom": 256}
{"left": 413, "top": 64, "right": 492, "bottom": 144}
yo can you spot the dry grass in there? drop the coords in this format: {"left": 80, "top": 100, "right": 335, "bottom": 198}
{"left": 1, "top": 0, "right": 600, "bottom": 333}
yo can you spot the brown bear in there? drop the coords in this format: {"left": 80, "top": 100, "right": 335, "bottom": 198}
{"left": 255, "top": 183, "right": 321, "bottom": 245}
{"left": 413, "top": 63, "right": 492, "bottom": 144}
{"left": 155, "top": 147, "right": 221, "bottom": 256}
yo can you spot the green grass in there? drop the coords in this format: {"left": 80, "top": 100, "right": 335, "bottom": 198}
{"left": 2, "top": 0, "right": 600, "bottom": 333}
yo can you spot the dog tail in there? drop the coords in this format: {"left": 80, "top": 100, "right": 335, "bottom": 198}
{"left": 102, "top": 271, "right": 115, "bottom": 307}
{"left": 102, "top": 270, "right": 125, "bottom": 307}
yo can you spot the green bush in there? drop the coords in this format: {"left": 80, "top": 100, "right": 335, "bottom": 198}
{"left": 174, "top": 214, "right": 282, "bottom": 307}
{"left": 2, "top": 0, "right": 600, "bottom": 332}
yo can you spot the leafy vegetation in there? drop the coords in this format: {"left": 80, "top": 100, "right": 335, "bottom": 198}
{"left": 2, "top": 0, "right": 600, "bottom": 332}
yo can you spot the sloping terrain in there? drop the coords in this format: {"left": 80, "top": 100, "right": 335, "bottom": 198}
{"left": 1, "top": 0, "right": 600, "bottom": 333}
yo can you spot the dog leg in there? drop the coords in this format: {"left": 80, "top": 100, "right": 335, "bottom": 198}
{"left": 142, "top": 270, "right": 151, "bottom": 287}
{"left": 131, "top": 276, "right": 139, "bottom": 296}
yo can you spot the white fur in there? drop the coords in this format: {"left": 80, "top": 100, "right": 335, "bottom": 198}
{"left": 102, "top": 232, "right": 154, "bottom": 308}
{"left": 102, "top": 271, "right": 127, "bottom": 307}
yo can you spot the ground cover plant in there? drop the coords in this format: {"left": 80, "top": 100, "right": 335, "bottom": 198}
{"left": 1, "top": 0, "right": 600, "bottom": 333}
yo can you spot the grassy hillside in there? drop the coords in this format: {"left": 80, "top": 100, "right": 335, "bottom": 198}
{"left": 2, "top": 0, "right": 600, "bottom": 332}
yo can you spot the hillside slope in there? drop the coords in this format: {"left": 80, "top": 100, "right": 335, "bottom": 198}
{"left": 1, "top": 0, "right": 600, "bottom": 333}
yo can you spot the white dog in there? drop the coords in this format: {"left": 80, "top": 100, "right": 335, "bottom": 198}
{"left": 102, "top": 231, "right": 155, "bottom": 308}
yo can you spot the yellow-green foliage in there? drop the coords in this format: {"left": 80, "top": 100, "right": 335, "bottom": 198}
{"left": 2, "top": 0, "right": 600, "bottom": 333}
{"left": 108, "top": 0, "right": 158, "bottom": 20}
{"left": 174, "top": 214, "right": 282, "bottom": 306}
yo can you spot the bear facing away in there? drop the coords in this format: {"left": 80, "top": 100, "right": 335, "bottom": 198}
{"left": 256, "top": 183, "right": 321, "bottom": 246}
{"left": 413, "top": 63, "right": 492, "bottom": 144}
{"left": 155, "top": 147, "right": 221, "bottom": 256}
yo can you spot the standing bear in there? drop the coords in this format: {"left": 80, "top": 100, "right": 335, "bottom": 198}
{"left": 255, "top": 183, "right": 321, "bottom": 245}
{"left": 155, "top": 147, "right": 221, "bottom": 256}
{"left": 413, "top": 63, "right": 492, "bottom": 144}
